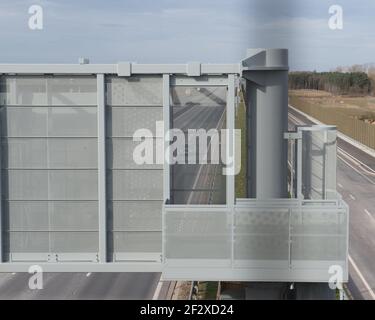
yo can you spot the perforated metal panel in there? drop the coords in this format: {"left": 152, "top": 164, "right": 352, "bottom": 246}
{"left": 0, "top": 75, "right": 99, "bottom": 261}
{"left": 105, "top": 75, "right": 163, "bottom": 261}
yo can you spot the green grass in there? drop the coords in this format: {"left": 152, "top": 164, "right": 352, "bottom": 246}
{"left": 197, "top": 281, "right": 219, "bottom": 300}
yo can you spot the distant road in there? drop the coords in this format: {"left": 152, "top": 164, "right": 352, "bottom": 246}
{"left": 289, "top": 106, "right": 375, "bottom": 300}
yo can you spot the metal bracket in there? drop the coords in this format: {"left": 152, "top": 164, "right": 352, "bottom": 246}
{"left": 117, "top": 62, "right": 132, "bottom": 77}
{"left": 284, "top": 132, "right": 302, "bottom": 140}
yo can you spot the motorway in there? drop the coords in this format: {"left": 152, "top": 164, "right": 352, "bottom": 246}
{"left": 289, "top": 106, "right": 375, "bottom": 300}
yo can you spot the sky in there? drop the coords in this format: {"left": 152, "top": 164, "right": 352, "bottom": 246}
{"left": 0, "top": 0, "right": 374, "bottom": 71}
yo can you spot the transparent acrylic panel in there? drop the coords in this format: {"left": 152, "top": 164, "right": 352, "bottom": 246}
{"left": 48, "top": 107, "right": 97, "bottom": 137}
{"left": 7, "top": 232, "right": 49, "bottom": 253}
{"left": 4, "top": 201, "right": 49, "bottom": 231}
{"left": 48, "top": 138, "right": 97, "bottom": 168}
{"left": 106, "top": 137, "right": 163, "bottom": 169}
{"left": 47, "top": 76, "right": 97, "bottom": 106}
{"left": 234, "top": 209, "right": 289, "bottom": 262}
{"left": 49, "top": 170, "right": 98, "bottom": 200}
{"left": 291, "top": 209, "right": 347, "bottom": 261}
{"left": 109, "top": 231, "right": 162, "bottom": 253}
{"left": 165, "top": 209, "right": 231, "bottom": 260}
{"left": 0, "top": 76, "right": 97, "bottom": 106}
{"left": 108, "top": 200, "right": 162, "bottom": 231}
{"left": 106, "top": 75, "right": 163, "bottom": 106}
{"left": 2, "top": 138, "right": 47, "bottom": 169}
{"left": 107, "top": 169, "right": 163, "bottom": 200}
{"left": 0, "top": 107, "right": 48, "bottom": 136}
{"left": 301, "top": 129, "right": 337, "bottom": 200}
{"left": 0, "top": 77, "right": 47, "bottom": 106}
{"left": 50, "top": 232, "right": 98, "bottom": 252}
{"left": 106, "top": 107, "right": 162, "bottom": 137}
{"left": 49, "top": 201, "right": 98, "bottom": 230}
{"left": 3, "top": 170, "right": 48, "bottom": 200}
{"left": 170, "top": 86, "right": 227, "bottom": 205}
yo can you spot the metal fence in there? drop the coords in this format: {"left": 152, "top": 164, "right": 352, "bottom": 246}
{"left": 163, "top": 198, "right": 349, "bottom": 282}
{"left": 290, "top": 95, "right": 375, "bottom": 150}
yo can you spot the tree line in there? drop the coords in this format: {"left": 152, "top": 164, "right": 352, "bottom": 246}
{"left": 289, "top": 71, "right": 372, "bottom": 95}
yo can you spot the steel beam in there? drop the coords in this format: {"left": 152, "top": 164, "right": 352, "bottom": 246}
{"left": 0, "top": 63, "right": 240, "bottom": 76}
{"left": 97, "top": 74, "right": 107, "bottom": 262}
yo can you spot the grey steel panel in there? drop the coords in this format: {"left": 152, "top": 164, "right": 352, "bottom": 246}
{"left": 2, "top": 138, "right": 97, "bottom": 169}
{"left": 4, "top": 201, "right": 49, "bottom": 231}
{"left": 2, "top": 138, "right": 47, "bottom": 168}
{"left": 48, "top": 138, "right": 98, "bottom": 168}
{"left": 4, "top": 170, "right": 48, "bottom": 200}
{"left": 48, "top": 170, "right": 98, "bottom": 200}
{"left": 291, "top": 209, "right": 347, "bottom": 261}
{"left": 106, "top": 107, "right": 162, "bottom": 137}
{"left": 4, "top": 170, "right": 98, "bottom": 200}
{"left": 108, "top": 200, "right": 162, "bottom": 230}
{"left": 106, "top": 75, "right": 163, "bottom": 106}
{"left": 49, "top": 201, "right": 98, "bottom": 230}
{"left": 107, "top": 169, "right": 163, "bottom": 200}
{"left": 50, "top": 232, "right": 98, "bottom": 252}
{"left": 109, "top": 231, "right": 162, "bottom": 253}
{"left": 165, "top": 210, "right": 231, "bottom": 260}
{"left": 7, "top": 231, "right": 49, "bottom": 252}
{"left": 234, "top": 209, "right": 289, "bottom": 261}
{"left": 106, "top": 138, "right": 163, "bottom": 169}
{"left": 48, "top": 107, "right": 97, "bottom": 137}
{"left": 1, "top": 107, "right": 48, "bottom": 136}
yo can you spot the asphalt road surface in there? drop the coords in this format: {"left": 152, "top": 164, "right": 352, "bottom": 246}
{"left": 289, "top": 106, "right": 375, "bottom": 300}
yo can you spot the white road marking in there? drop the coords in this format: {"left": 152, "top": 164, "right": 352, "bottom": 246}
{"left": 86, "top": 273, "right": 91, "bottom": 277}
{"left": 349, "top": 194, "right": 356, "bottom": 201}
{"left": 349, "top": 255, "right": 375, "bottom": 300}
{"left": 338, "top": 183, "right": 343, "bottom": 188}
{"left": 337, "top": 154, "right": 375, "bottom": 185}
{"left": 365, "top": 209, "right": 374, "bottom": 220}
{"left": 152, "top": 280, "right": 164, "bottom": 300}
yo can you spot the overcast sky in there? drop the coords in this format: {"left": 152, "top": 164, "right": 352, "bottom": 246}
{"left": 0, "top": 0, "right": 374, "bottom": 70}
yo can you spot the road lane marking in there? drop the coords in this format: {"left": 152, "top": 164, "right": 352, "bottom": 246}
{"left": 338, "top": 147, "right": 375, "bottom": 176}
{"left": 349, "top": 255, "right": 375, "bottom": 300}
{"left": 349, "top": 194, "right": 356, "bottom": 201}
{"left": 338, "top": 183, "right": 343, "bottom": 188}
{"left": 152, "top": 280, "right": 164, "bottom": 300}
{"left": 86, "top": 273, "right": 91, "bottom": 277}
{"left": 337, "top": 154, "right": 375, "bottom": 185}
{"left": 365, "top": 209, "right": 374, "bottom": 220}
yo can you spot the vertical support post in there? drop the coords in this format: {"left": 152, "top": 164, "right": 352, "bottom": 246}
{"left": 243, "top": 49, "right": 289, "bottom": 199}
{"left": 226, "top": 74, "right": 236, "bottom": 206}
{"left": 297, "top": 134, "right": 303, "bottom": 200}
{"left": 227, "top": 74, "right": 236, "bottom": 266}
{"left": 0, "top": 132, "right": 2, "bottom": 263}
{"left": 97, "top": 74, "right": 107, "bottom": 262}
{"left": 163, "top": 74, "right": 170, "bottom": 203}
{"left": 162, "top": 74, "right": 170, "bottom": 263}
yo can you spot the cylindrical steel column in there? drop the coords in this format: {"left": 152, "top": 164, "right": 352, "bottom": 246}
{"left": 243, "top": 49, "right": 289, "bottom": 199}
